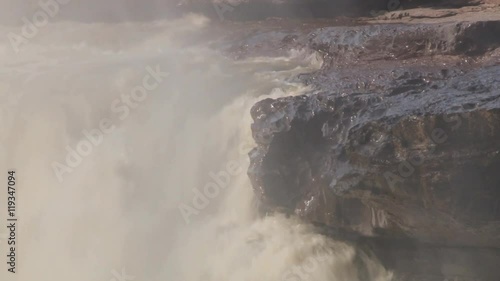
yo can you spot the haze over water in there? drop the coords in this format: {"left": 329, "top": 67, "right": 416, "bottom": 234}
{"left": 0, "top": 3, "right": 392, "bottom": 281}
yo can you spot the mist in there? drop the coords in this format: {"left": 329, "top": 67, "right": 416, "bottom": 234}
{"left": 0, "top": 2, "right": 395, "bottom": 281}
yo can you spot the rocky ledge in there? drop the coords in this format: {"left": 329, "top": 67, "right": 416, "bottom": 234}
{"left": 250, "top": 65, "right": 500, "bottom": 247}
{"left": 244, "top": 3, "right": 500, "bottom": 281}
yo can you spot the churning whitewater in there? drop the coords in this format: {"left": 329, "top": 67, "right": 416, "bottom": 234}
{"left": 0, "top": 14, "right": 392, "bottom": 281}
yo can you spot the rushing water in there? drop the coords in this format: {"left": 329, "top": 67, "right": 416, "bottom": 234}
{"left": 0, "top": 13, "right": 392, "bottom": 281}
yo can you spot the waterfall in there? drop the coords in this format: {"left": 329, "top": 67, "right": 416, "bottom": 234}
{"left": 0, "top": 13, "right": 392, "bottom": 281}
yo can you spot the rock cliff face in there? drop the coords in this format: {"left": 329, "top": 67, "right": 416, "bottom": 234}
{"left": 247, "top": 5, "right": 500, "bottom": 245}
{"left": 249, "top": 69, "right": 500, "bottom": 247}
{"left": 241, "top": 3, "right": 500, "bottom": 280}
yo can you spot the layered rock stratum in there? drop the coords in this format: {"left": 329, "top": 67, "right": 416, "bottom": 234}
{"left": 215, "top": 1, "right": 500, "bottom": 280}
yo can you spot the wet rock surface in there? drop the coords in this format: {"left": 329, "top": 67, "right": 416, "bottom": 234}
{"left": 234, "top": 2, "right": 500, "bottom": 280}
{"left": 250, "top": 66, "right": 500, "bottom": 244}
{"left": 247, "top": 19, "right": 500, "bottom": 245}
